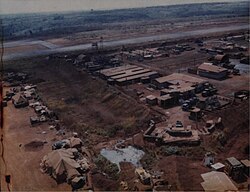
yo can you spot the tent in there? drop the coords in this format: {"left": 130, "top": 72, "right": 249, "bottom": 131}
{"left": 69, "top": 137, "right": 83, "bottom": 148}
{"left": 41, "top": 148, "right": 81, "bottom": 183}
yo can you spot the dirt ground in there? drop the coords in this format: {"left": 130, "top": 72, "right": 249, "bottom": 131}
{"left": 3, "top": 44, "right": 48, "bottom": 55}
{"left": 0, "top": 91, "right": 71, "bottom": 191}
{"left": 0, "top": 57, "right": 159, "bottom": 190}
{"left": 33, "top": 60, "right": 154, "bottom": 142}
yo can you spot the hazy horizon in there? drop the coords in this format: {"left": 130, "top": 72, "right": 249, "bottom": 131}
{"left": 0, "top": 0, "right": 244, "bottom": 15}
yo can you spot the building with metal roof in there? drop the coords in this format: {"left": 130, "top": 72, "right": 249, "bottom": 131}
{"left": 116, "top": 71, "right": 159, "bottom": 86}
{"left": 211, "top": 162, "right": 225, "bottom": 172}
{"left": 225, "top": 157, "right": 244, "bottom": 182}
{"left": 201, "top": 171, "right": 237, "bottom": 192}
{"left": 153, "top": 73, "right": 205, "bottom": 89}
{"left": 214, "top": 54, "right": 229, "bottom": 64}
{"left": 99, "top": 65, "right": 159, "bottom": 86}
{"left": 198, "top": 63, "right": 228, "bottom": 80}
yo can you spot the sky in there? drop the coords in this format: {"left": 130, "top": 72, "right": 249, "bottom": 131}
{"left": 0, "top": 0, "right": 243, "bottom": 15}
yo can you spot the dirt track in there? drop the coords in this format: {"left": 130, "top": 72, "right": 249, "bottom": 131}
{"left": 0, "top": 96, "right": 71, "bottom": 191}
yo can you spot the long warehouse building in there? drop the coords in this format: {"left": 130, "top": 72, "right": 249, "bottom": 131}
{"left": 99, "top": 65, "right": 159, "bottom": 86}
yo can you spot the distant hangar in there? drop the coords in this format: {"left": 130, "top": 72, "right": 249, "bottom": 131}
{"left": 99, "top": 65, "right": 159, "bottom": 86}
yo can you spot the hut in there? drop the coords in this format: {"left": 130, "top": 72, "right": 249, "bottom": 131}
{"left": 198, "top": 63, "right": 228, "bottom": 80}
{"left": 224, "top": 157, "right": 244, "bottom": 182}
{"left": 213, "top": 54, "right": 229, "bottom": 64}
{"left": 146, "top": 95, "right": 158, "bottom": 106}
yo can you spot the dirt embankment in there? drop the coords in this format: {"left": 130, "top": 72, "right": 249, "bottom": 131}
{"left": 7, "top": 58, "right": 156, "bottom": 147}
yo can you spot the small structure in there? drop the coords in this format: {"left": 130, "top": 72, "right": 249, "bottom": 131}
{"left": 107, "top": 78, "right": 115, "bottom": 85}
{"left": 224, "top": 157, "right": 244, "bottom": 182}
{"left": 161, "top": 85, "right": 196, "bottom": 100}
{"left": 68, "top": 137, "right": 83, "bottom": 149}
{"left": 198, "top": 63, "right": 228, "bottom": 80}
{"left": 216, "top": 117, "right": 223, "bottom": 128}
{"left": 141, "top": 76, "right": 151, "bottom": 84}
{"left": 158, "top": 94, "right": 175, "bottom": 109}
{"left": 213, "top": 54, "right": 229, "bottom": 64}
{"left": 205, "top": 120, "right": 216, "bottom": 133}
{"left": 211, "top": 162, "right": 225, "bottom": 172}
{"left": 234, "top": 90, "right": 249, "bottom": 100}
{"left": 240, "top": 159, "right": 250, "bottom": 177}
{"left": 201, "top": 171, "right": 237, "bottom": 191}
{"left": 135, "top": 167, "right": 151, "bottom": 185}
{"left": 144, "top": 123, "right": 200, "bottom": 146}
{"left": 189, "top": 108, "right": 202, "bottom": 121}
{"left": 166, "top": 124, "right": 192, "bottom": 137}
{"left": 146, "top": 95, "right": 158, "bottom": 106}
{"left": 120, "top": 181, "right": 129, "bottom": 191}
{"left": 196, "top": 98, "right": 207, "bottom": 110}
{"left": 75, "top": 54, "right": 87, "bottom": 64}
{"left": 153, "top": 73, "right": 205, "bottom": 89}
{"left": 71, "top": 176, "right": 86, "bottom": 191}
{"left": 13, "top": 95, "right": 29, "bottom": 108}
{"left": 203, "top": 152, "right": 215, "bottom": 167}
{"left": 188, "top": 67, "right": 198, "bottom": 75}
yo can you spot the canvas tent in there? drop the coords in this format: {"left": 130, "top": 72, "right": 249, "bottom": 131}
{"left": 69, "top": 137, "right": 83, "bottom": 149}
{"left": 41, "top": 148, "right": 81, "bottom": 183}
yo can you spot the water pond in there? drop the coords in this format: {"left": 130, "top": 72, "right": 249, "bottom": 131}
{"left": 100, "top": 145, "right": 145, "bottom": 170}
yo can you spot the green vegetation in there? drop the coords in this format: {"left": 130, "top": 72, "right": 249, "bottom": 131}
{"left": 121, "top": 117, "right": 136, "bottom": 135}
{"left": 140, "top": 149, "right": 156, "bottom": 169}
{"left": 105, "top": 124, "right": 123, "bottom": 137}
{"left": 160, "top": 146, "right": 180, "bottom": 156}
{"left": 94, "top": 154, "right": 119, "bottom": 180}
{"left": 159, "top": 145, "right": 208, "bottom": 160}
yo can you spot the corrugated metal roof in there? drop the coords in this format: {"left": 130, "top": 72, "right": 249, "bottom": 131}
{"left": 241, "top": 159, "right": 250, "bottom": 167}
{"left": 211, "top": 162, "right": 225, "bottom": 170}
{"left": 116, "top": 71, "right": 158, "bottom": 82}
{"left": 100, "top": 65, "right": 138, "bottom": 76}
{"left": 112, "top": 69, "right": 151, "bottom": 80}
{"left": 226, "top": 157, "right": 242, "bottom": 166}
{"left": 146, "top": 95, "right": 157, "bottom": 100}
{"left": 201, "top": 171, "right": 237, "bottom": 191}
{"left": 198, "top": 63, "right": 228, "bottom": 73}
{"left": 158, "top": 94, "right": 173, "bottom": 101}
{"left": 214, "top": 54, "right": 228, "bottom": 61}
{"left": 155, "top": 73, "right": 205, "bottom": 84}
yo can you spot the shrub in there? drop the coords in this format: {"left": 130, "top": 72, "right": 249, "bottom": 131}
{"left": 160, "top": 146, "right": 180, "bottom": 156}
{"left": 94, "top": 154, "right": 119, "bottom": 179}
